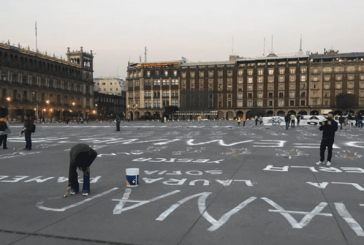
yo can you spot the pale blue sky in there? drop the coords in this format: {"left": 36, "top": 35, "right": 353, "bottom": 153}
{"left": 1, "top": 0, "right": 363, "bottom": 79}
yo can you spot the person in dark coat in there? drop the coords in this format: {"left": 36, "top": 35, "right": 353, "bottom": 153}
{"left": 64, "top": 144, "right": 98, "bottom": 197}
{"left": 23, "top": 115, "right": 34, "bottom": 150}
{"left": 116, "top": 115, "right": 120, "bottom": 131}
{"left": 285, "top": 113, "right": 291, "bottom": 130}
{"left": 339, "top": 115, "right": 345, "bottom": 130}
{"left": 358, "top": 113, "right": 363, "bottom": 128}
{"left": 316, "top": 113, "right": 338, "bottom": 166}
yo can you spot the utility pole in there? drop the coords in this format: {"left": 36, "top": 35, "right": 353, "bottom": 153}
{"left": 35, "top": 21, "right": 38, "bottom": 52}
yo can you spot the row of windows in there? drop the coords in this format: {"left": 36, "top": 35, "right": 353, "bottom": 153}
{"left": 235, "top": 100, "right": 306, "bottom": 107}
{"left": 129, "top": 70, "right": 178, "bottom": 78}
{"left": 313, "top": 74, "right": 364, "bottom": 81}
{"left": 236, "top": 92, "right": 306, "bottom": 99}
{"left": 313, "top": 66, "right": 364, "bottom": 73}
{"left": 143, "top": 100, "right": 179, "bottom": 108}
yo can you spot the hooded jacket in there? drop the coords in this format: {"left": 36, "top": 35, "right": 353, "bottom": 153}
{"left": 319, "top": 119, "right": 338, "bottom": 140}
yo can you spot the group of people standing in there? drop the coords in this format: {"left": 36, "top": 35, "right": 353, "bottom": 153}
{"left": 0, "top": 108, "right": 34, "bottom": 151}
{"left": 285, "top": 113, "right": 302, "bottom": 129}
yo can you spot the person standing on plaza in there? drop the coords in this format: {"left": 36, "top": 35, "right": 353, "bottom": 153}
{"left": 64, "top": 144, "right": 98, "bottom": 197}
{"left": 339, "top": 115, "right": 345, "bottom": 130}
{"left": 242, "top": 114, "right": 246, "bottom": 126}
{"left": 285, "top": 113, "right": 290, "bottom": 130}
{"left": 23, "top": 115, "right": 34, "bottom": 150}
{"left": 116, "top": 115, "right": 120, "bottom": 131}
{"left": 316, "top": 112, "right": 338, "bottom": 166}
{"left": 259, "top": 116, "right": 263, "bottom": 125}
{"left": 296, "top": 114, "right": 301, "bottom": 126}
{"left": 255, "top": 115, "right": 258, "bottom": 126}
{"left": 237, "top": 117, "right": 241, "bottom": 126}
{"left": 0, "top": 109, "right": 11, "bottom": 150}
{"left": 290, "top": 114, "right": 296, "bottom": 127}
{"left": 86, "top": 115, "right": 89, "bottom": 124}
{"left": 357, "top": 113, "right": 363, "bottom": 128}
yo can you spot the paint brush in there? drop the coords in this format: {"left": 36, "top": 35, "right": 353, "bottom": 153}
{"left": 64, "top": 186, "right": 71, "bottom": 198}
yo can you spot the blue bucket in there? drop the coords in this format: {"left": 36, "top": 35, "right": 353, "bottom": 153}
{"left": 126, "top": 168, "right": 139, "bottom": 187}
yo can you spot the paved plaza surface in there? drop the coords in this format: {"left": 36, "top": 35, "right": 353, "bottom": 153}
{"left": 1, "top": 120, "right": 364, "bottom": 245}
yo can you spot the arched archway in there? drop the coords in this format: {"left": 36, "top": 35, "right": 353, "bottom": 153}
{"left": 277, "top": 111, "right": 285, "bottom": 116}
{"left": 298, "top": 110, "right": 307, "bottom": 115}
{"left": 311, "top": 110, "right": 319, "bottom": 115}
{"left": 135, "top": 111, "right": 140, "bottom": 119}
{"left": 226, "top": 111, "right": 234, "bottom": 119}
{"left": 288, "top": 110, "right": 296, "bottom": 115}
{"left": 236, "top": 111, "right": 244, "bottom": 118}
{"left": 266, "top": 110, "right": 274, "bottom": 116}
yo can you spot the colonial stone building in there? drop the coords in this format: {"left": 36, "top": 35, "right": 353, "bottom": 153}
{"left": 94, "top": 91, "right": 126, "bottom": 119}
{"left": 309, "top": 50, "right": 364, "bottom": 115}
{"left": 0, "top": 42, "right": 94, "bottom": 121}
{"left": 94, "top": 77, "right": 126, "bottom": 96}
{"left": 126, "top": 60, "right": 183, "bottom": 120}
{"left": 126, "top": 51, "right": 364, "bottom": 120}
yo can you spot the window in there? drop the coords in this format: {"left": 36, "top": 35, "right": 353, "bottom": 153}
{"left": 238, "top": 78, "right": 243, "bottom": 83}
{"left": 323, "top": 67, "right": 332, "bottom": 73}
{"left": 335, "top": 67, "right": 344, "bottom": 73}
{"left": 147, "top": 71, "right": 151, "bottom": 77}
{"left": 248, "top": 101, "right": 252, "bottom": 107}
{"left": 258, "top": 84, "right": 263, "bottom": 90}
{"left": 279, "top": 92, "right": 283, "bottom": 98}
{"left": 102, "top": 83, "right": 106, "bottom": 85}
{"left": 258, "top": 69, "right": 263, "bottom": 75}
{"left": 324, "top": 75, "right": 330, "bottom": 81}
{"left": 289, "top": 75, "right": 296, "bottom": 82}
{"left": 301, "top": 67, "right": 307, "bottom": 73}
{"left": 248, "top": 77, "right": 253, "bottom": 83}
{"left": 268, "top": 76, "right": 274, "bottom": 83}
{"left": 301, "top": 100, "right": 305, "bottom": 106}
{"left": 347, "top": 82, "right": 354, "bottom": 89}
{"left": 144, "top": 81, "right": 151, "bottom": 86}
{"left": 258, "top": 77, "right": 263, "bottom": 83}
{"left": 258, "top": 101, "right": 262, "bottom": 107}
{"left": 301, "top": 92, "right": 306, "bottom": 97}
{"left": 156, "top": 71, "right": 160, "bottom": 76}
{"left": 110, "top": 88, "right": 112, "bottom": 91}
{"left": 268, "top": 101, "right": 273, "bottom": 106}
{"left": 218, "top": 70, "right": 223, "bottom": 77}
{"left": 164, "top": 70, "right": 168, "bottom": 77}
{"left": 97, "top": 83, "right": 99, "bottom": 85}
{"left": 290, "top": 68, "right": 296, "bottom": 74}
{"left": 238, "top": 94, "right": 242, "bottom": 99}
{"left": 301, "top": 76, "right": 306, "bottom": 82}
{"left": 268, "top": 93, "right": 273, "bottom": 98}
{"left": 279, "top": 76, "right": 284, "bottom": 82}
{"left": 289, "top": 92, "right": 294, "bottom": 98}
{"left": 336, "top": 74, "right": 342, "bottom": 80}
{"left": 248, "top": 85, "right": 253, "bottom": 91}
{"left": 324, "top": 91, "right": 330, "bottom": 98}
{"left": 336, "top": 82, "right": 342, "bottom": 89}
{"left": 248, "top": 93, "right": 252, "bottom": 98}
{"left": 173, "top": 70, "right": 177, "bottom": 76}
{"left": 279, "top": 101, "right": 284, "bottom": 106}
{"left": 171, "top": 79, "right": 178, "bottom": 85}
{"left": 110, "top": 82, "right": 112, "bottom": 85}
{"left": 238, "top": 70, "right": 243, "bottom": 76}
{"left": 268, "top": 69, "right": 274, "bottom": 75}
{"left": 162, "top": 80, "right": 169, "bottom": 86}
{"left": 258, "top": 93, "right": 263, "bottom": 98}
{"left": 154, "top": 80, "right": 160, "bottom": 86}
{"left": 290, "top": 100, "right": 294, "bottom": 106}
{"left": 238, "top": 101, "right": 242, "bottom": 107}
{"left": 247, "top": 69, "right": 253, "bottom": 76}
{"left": 313, "top": 68, "right": 318, "bottom": 74}
{"left": 218, "top": 101, "right": 222, "bottom": 108}
{"left": 279, "top": 68, "right": 285, "bottom": 74}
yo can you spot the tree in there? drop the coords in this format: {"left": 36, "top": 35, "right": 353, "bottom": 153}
{"left": 334, "top": 93, "right": 357, "bottom": 112}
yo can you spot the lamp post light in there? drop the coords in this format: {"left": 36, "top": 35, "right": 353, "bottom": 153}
{"left": 6, "top": 97, "right": 11, "bottom": 120}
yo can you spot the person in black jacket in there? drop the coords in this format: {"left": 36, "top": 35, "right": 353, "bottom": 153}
{"left": 339, "top": 115, "right": 345, "bottom": 130}
{"left": 284, "top": 113, "right": 290, "bottom": 130}
{"left": 64, "top": 144, "right": 98, "bottom": 197}
{"left": 23, "top": 115, "right": 34, "bottom": 150}
{"left": 316, "top": 113, "right": 338, "bottom": 166}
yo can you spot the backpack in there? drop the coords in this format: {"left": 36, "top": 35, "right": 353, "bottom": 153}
{"left": 31, "top": 124, "right": 36, "bottom": 133}
{"left": 0, "top": 121, "right": 8, "bottom": 131}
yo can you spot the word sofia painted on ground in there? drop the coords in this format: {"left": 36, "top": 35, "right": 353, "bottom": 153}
{"left": 264, "top": 165, "right": 364, "bottom": 173}
{"left": 37, "top": 189, "right": 364, "bottom": 235}
{"left": 132, "top": 158, "right": 225, "bottom": 163}
{"left": 142, "top": 178, "right": 253, "bottom": 186}
{"left": 144, "top": 170, "right": 223, "bottom": 175}
{"left": 307, "top": 182, "right": 364, "bottom": 191}
{"left": 0, "top": 175, "right": 101, "bottom": 183}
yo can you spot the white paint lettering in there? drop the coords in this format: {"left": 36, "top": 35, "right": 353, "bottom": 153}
{"left": 1, "top": 176, "right": 28, "bottom": 183}
{"left": 253, "top": 140, "right": 285, "bottom": 148}
{"left": 142, "top": 178, "right": 164, "bottom": 184}
{"left": 166, "top": 171, "right": 182, "bottom": 175}
{"left": 340, "top": 167, "right": 364, "bottom": 173}
{"left": 263, "top": 165, "right": 289, "bottom": 172}
{"left": 144, "top": 170, "right": 159, "bottom": 175}
{"left": 186, "top": 170, "right": 203, "bottom": 176}
{"left": 25, "top": 176, "right": 55, "bottom": 183}
{"left": 332, "top": 182, "right": 364, "bottom": 191}
{"left": 306, "top": 182, "right": 329, "bottom": 189}
{"left": 215, "top": 179, "right": 233, "bottom": 186}
{"left": 291, "top": 166, "right": 318, "bottom": 172}
{"left": 234, "top": 180, "right": 253, "bottom": 186}
{"left": 319, "top": 167, "right": 342, "bottom": 173}
{"left": 335, "top": 203, "right": 364, "bottom": 236}
{"left": 163, "top": 178, "right": 187, "bottom": 185}
{"left": 205, "top": 170, "right": 222, "bottom": 175}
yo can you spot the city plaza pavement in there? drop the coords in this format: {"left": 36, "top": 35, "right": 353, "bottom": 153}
{"left": 1, "top": 120, "right": 364, "bottom": 245}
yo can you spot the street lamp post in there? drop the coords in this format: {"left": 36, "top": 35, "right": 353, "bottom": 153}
{"left": 6, "top": 97, "right": 11, "bottom": 120}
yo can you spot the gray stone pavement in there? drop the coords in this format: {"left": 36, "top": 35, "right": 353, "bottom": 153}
{"left": 0, "top": 120, "right": 364, "bottom": 245}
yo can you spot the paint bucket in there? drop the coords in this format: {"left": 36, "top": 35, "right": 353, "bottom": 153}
{"left": 125, "top": 168, "right": 139, "bottom": 187}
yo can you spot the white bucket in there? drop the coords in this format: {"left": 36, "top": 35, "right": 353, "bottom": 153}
{"left": 126, "top": 168, "right": 139, "bottom": 187}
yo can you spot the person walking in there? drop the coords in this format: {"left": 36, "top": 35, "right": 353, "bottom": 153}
{"left": 255, "top": 115, "right": 258, "bottom": 126}
{"left": 297, "top": 114, "right": 301, "bottom": 126}
{"left": 316, "top": 113, "right": 338, "bottom": 166}
{"left": 116, "top": 115, "right": 120, "bottom": 131}
{"left": 23, "top": 115, "right": 34, "bottom": 150}
{"left": 339, "top": 115, "right": 345, "bottom": 130}
{"left": 357, "top": 113, "right": 363, "bottom": 128}
{"left": 285, "top": 113, "right": 291, "bottom": 130}
{"left": 80, "top": 117, "right": 84, "bottom": 124}
{"left": 242, "top": 114, "right": 246, "bottom": 126}
{"left": 86, "top": 116, "right": 89, "bottom": 124}
{"left": 290, "top": 114, "right": 296, "bottom": 127}
{"left": 259, "top": 116, "right": 263, "bottom": 125}
{"left": 0, "top": 109, "right": 11, "bottom": 150}
{"left": 63, "top": 144, "right": 98, "bottom": 197}
{"left": 237, "top": 117, "right": 241, "bottom": 126}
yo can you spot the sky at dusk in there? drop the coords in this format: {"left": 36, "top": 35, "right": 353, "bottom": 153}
{"left": 1, "top": 0, "right": 363, "bottom": 79}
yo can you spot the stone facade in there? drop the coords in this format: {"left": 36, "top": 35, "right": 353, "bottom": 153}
{"left": 0, "top": 43, "right": 94, "bottom": 121}
{"left": 126, "top": 51, "right": 364, "bottom": 120}
{"left": 94, "top": 77, "right": 126, "bottom": 96}
{"left": 94, "top": 91, "right": 126, "bottom": 119}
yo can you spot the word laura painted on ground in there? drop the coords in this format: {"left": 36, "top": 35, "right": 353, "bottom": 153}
{"left": 133, "top": 158, "right": 225, "bottom": 163}
{"left": 0, "top": 175, "right": 101, "bottom": 183}
{"left": 37, "top": 189, "right": 364, "bottom": 235}
{"left": 142, "top": 178, "right": 254, "bottom": 186}
{"left": 264, "top": 165, "right": 364, "bottom": 173}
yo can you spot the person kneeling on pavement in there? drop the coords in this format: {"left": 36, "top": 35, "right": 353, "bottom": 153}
{"left": 316, "top": 113, "right": 338, "bottom": 166}
{"left": 64, "top": 144, "right": 98, "bottom": 197}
